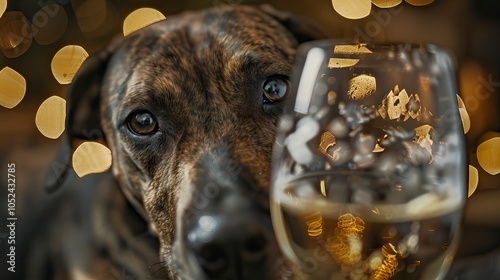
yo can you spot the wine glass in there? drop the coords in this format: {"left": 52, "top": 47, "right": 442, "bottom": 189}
{"left": 270, "top": 40, "right": 466, "bottom": 280}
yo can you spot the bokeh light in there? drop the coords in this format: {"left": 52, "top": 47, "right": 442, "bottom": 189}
{"left": 0, "top": 67, "right": 26, "bottom": 109}
{"left": 0, "top": 11, "right": 33, "bottom": 58}
{"left": 405, "top": 0, "right": 435, "bottom": 6}
{"left": 332, "top": 0, "right": 372, "bottom": 20}
{"left": 332, "top": 0, "right": 436, "bottom": 19}
{"left": 0, "top": 0, "right": 6, "bottom": 18}
{"left": 72, "top": 0, "right": 108, "bottom": 32}
{"left": 468, "top": 165, "right": 479, "bottom": 197}
{"left": 456, "top": 94, "right": 471, "bottom": 134}
{"left": 123, "top": 7, "right": 166, "bottom": 36}
{"left": 51, "top": 45, "right": 89, "bottom": 85}
{"left": 477, "top": 135, "right": 500, "bottom": 175}
{"left": 458, "top": 61, "right": 497, "bottom": 141}
{"left": 35, "top": 96, "right": 66, "bottom": 139}
{"left": 33, "top": 4, "right": 68, "bottom": 45}
{"left": 372, "top": 0, "right": 403, "bottom": 8}
{"left": 72, "top": 142, "right": 112, "bottom": 178}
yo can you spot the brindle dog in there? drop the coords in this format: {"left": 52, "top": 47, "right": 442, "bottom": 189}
{"left": 19, "top": 5, "right": 324, "bottom": 280}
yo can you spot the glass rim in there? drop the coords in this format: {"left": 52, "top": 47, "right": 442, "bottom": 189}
{"left": 296, "top": 39, "right": 453, "bottom": 56}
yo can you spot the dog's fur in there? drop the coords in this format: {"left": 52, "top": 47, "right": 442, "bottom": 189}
{"left": 19, "top": 5, "right": 324, "bottom": 280}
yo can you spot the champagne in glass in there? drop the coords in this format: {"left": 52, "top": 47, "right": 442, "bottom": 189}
{"left": 271, "top": 41, "right": 466, "bottom": 280}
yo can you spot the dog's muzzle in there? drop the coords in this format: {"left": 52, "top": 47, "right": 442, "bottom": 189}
{"left": 182, "top": 149, "right": 281, "bottom": 279}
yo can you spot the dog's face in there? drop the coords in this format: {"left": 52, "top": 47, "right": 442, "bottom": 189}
{"left": 62, "top": 5, "right": 323, "bottom": 279}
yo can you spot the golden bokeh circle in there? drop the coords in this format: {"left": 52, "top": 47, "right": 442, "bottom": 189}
{"left": 456, "top": 94, "right": 470, "bottom": 134}
{"left": 405, "top": 0, "right": 434, "bottom": 6}
{"left": 0, "top": 11, "right": 33, "bottom": 58}
{"left": 73, "top": 0, "right": 108, "bottom": 32}
{"left": 0, "top": 67, "right": 26, "bottom": 109}
{"left": 468, "top": 165, "right": 479, "bottom": 198}
{"left": 51, "top": 45, "right": 89, "bottom": 85}
{"left": 33, "top": 4, "right": 69, "bottom": 45}
{"left": 35, "top": 96, "right": 66, "bottom": 139}
{"left": 0, "top": 0, "right": 7, "bottom": 18}
{"left": 371, "top": 0, "right": 403, "bottom": 8}
{"left": 477, "top": 136, "right": 500, "bottom": 175}
{"left": 72, "top": 142, "right": 112, "bottom": 178}
{"left": 332, "top": 0, "right": 372, "bottom": 20}
{"left": 123, "top": 7, "right": 166, "bottom": 36}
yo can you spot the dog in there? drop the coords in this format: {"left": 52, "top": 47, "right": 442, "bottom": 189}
{"left": 18, "top": 5, "right": 324, "bottom": 280}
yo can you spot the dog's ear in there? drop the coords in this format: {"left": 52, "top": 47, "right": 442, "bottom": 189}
{"left": 260, "top": 4, "right": 327, "bottom": 43}
{"left": 66, "top": 50, "right": 110, "bottom": 142}
{"left": 44, "top": 39, "right": 120, "bottom": 193}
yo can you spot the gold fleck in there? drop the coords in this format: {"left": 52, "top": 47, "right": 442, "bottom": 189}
{"left": 389, "top": 88, "right": 408, "bottom": 120}
{"left": 0, "top": 11, "right": 33, "bottom": 58}
{"left": 381, "top": 243, "right": 397, "bottom": 257}
{"left": 326, "top": 213, "right": 365, "bottom": 269}
{"left": 371, "top": 0, "right": 403, "bottom": 8}
{"left": 33, "top": 4, "right": 68, "bottom": 45}
{"left": 373, "top": 143, "right": 385, "bottom": 153}
{"left": 328, "top": 58, "right": 359, "bottom": 68}
{"left": 334, "top": 44, "right": 372, "bottom": 54}
{"left": 327, "top": 90, "right": 337, "bottom": 105}
{"left": 35, "top": 96, "right": 66, "bottom": 139}
{"left": 393, "top": 85, "right": 400, "bottom": 95}
{"left": 0, "top": 0, "right": 6, "bottom": 18}
{"left": 320, "top": 180, "right": 327, "bottom": 196}
{"left": 414, "top": 124, "right": 433, "bottom": 138}
{"left": 407, "top": 93, "right": 421, "bottom": 119}
{"left": 348, "top": 74, "right": 376, "bottom": 100}
{"left": 371, "top": 243, "right": 398, "bottom": 279}
{"left": 0, "top": 67, "right": 26, "bottom": 109}
{"left": 377, "top": 104, "right": 387, "bottom": 119}
{"left": 123, "top": 8, "right": 166, "bottom": 36}
{"left": 72, "top": 142, "right": 112, "bottom": 178}
{"left": 51, "top": 45, "right": 89, "bottom": 84}
{"left": 477, "top": 136, "right": 500, "bottom": 175}
{"left": 332, "top": 0, "right": 372, "bottom": 20}
{"left": 384, "top": 89, "right": 399, "bottom": 120}
{"left": 405, "top": 0, "right": 434, "bottom": 6}
{"left": 414, "top": 124, "right": 434, "bottom": 156}
{"left": 378, "top": 85, "right": 431, "bottom": 122}
{"left": 319, "top": 131, "right": 336, "bottom": 159}
{"left": 468, "top": 165, "right": 478, "bottom": 198}
{"left": 399, "top": 89, "right": 410, "bottom": 120}
{"left": 305, "top": 212, "right": 323, "bottom": 237}
{"left": 456, "top": 94, "right": 470, "bottom": 134}
{"left": 337, "top": 213, "right": 354, "bottom": 228}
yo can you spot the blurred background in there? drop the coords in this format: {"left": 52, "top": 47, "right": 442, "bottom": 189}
{"left": 0, "top": 0, "right": 499, "bottom": 278}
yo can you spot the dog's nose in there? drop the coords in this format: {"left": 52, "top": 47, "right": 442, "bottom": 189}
{"left": 183, "top": 147, "right": 280, "bottom": 279}
{"left": 186, "top": 211, "right": 271, "bottom": 278}
{"left": 185, "top": 176, "right": 275, "bottom": 279}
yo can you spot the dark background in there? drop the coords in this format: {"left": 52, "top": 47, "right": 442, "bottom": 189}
{"left": 0, "top": 0, "right": 499, "bottom": 278}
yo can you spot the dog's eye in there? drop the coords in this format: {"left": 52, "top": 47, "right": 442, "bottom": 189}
{"left": 128, "top": 111, "right": 158, "bottom": 135}
{"left": 262, "top": 76, "right": 291, "bottom": 103}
